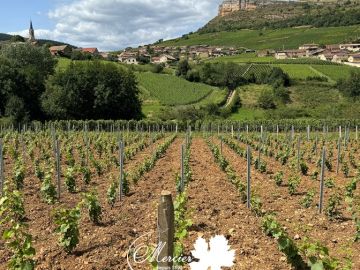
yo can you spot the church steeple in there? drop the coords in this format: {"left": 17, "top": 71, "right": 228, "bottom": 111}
{"left": 29, "top": 20, "right": 35, "bottom": 42}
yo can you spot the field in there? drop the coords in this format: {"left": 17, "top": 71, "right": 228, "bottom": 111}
{"left": 311, "top": 65, "right": 357, "bottom": 81}
{"left": 136, "top": 72, "right": 220, "bottom": 106}
{"left": 160, "top": 25, "right": 360, "bottom": 50}
{"left": 0, "top": 121, "right": 359, "bottom": 269}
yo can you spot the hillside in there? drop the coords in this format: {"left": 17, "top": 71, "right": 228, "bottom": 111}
{"left": 157, "top": 1, "right": 360, "bottom": 49}
{"left": 201, "top": 1, "right": 360, "bottom": 33}
{"left": 159, "top": 25, "right": 360, "bottom": 50}
{"left": 0, "top": 33, "right": 12, "bottom": 41}
{"left": 0, "top": 33, "right": 75, "bottom": 47}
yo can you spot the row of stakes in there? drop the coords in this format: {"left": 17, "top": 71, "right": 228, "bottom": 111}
{"left": 0, "top": 129, "right": 349, "bottom": 215}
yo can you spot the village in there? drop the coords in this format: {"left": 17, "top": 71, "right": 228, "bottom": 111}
{"left": 49, "top": 42, "right": 360, "bottom": 67}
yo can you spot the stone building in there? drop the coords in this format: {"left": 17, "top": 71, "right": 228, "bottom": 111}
{"left": 28, "top": 20, "right": 36, "bottom": 43}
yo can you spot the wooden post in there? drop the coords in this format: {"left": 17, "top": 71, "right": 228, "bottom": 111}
{"left": 276, "top": 125, "right": 279, "bottom": 139}
{"left": 319, "top": 147, "right": 326, "bottom": 214}
{"left": 119, "top": 141, "right": 124, "bottom": 201}
{"left": 247, "top": 146, "right": 251, "bottom": 209}
{"left": 0, "top": 139, "right": 4, "bottom": 196}
{"left": 246, "top": 125, "right": 249, "bottom": 134}
{"left": 231, "top": 125, "right": 234, "bottom": 138}
{"left": 336, "top": 138, "right": 341, "bottom": 175}
{"left": 157, "top": 191, "right": 175, "bottom": 269}
{"left": 55, "top": 140, "right": 61, "bottom": 200}
{"left": 260, "top": 125, "right": 263, "bottom": 141}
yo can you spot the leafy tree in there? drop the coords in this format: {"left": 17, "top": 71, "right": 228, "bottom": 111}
{"left": 10, "top": 35, "right": 25, "bottom": 43}
{"left": 338, "top": 71, "right": 360, "bottom": 98}
{"left": 258, "top": 89, "right": 276, "bottom": 109}
{"left": 176, "top": 59, "right": 191, "bottom": 77}
{"left": 42, "top": 61, "right": 142, "bottom": 120}
{"left": 0, "top": 43, "right": 56, "bottom": 121}
{"left": 152, "top": 64, "right": 165, "bottom": 73}
{"left": 273, "top": 86, "right": 291, "bottom": 104}
{"left": 0, "top": 43, "right": 56, "bottom": 80}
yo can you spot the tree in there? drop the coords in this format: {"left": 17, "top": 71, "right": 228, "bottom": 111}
{"left": 267, "top": 67, "right": 290, "bottom": 87}
{"left": 5, "top": 95, "right": 29, "bottom": 123}
{"left": 273, "top": 86, "right": 291, "bottom": 104}
{"left": 0, "top": 43, "right": 57, "bottom": 120}
{"left": 0, "top": 57, "right": 31, "bottom": 122}
{"left": 176, "top": 59, "right": 191, "bottom": 77}
{"left": 10, "top": 35, "right": 25, "bottom": 43}
{"left": 257, "top": 89, "right": 276, "bottom": 109}
{"left": 42, "top": 61, "right": 142, "bottom": 120}
{"left": 223, "top": 63, "right": 246, "bottom": 90}
{"left": 338, "top": 71, "right": 360, "bottom": 98}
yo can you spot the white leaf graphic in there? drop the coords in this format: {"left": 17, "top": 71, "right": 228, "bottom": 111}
{"left": 189, "top": 235, "right": 235, "bottom": 270}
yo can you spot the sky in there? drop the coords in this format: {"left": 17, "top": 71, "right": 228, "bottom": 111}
{"left": 0, "top": 0, "right": 220, "bottom": 51}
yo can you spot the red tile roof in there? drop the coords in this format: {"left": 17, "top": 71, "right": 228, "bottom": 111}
{"left": 81, "top": 48, "right": 98, "bottom": 54}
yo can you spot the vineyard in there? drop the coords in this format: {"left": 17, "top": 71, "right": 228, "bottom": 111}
{"left": 0, "top": 121, "right": 360, "bottom": 269}
{"left": 136, "top": 72, "right": 217, "bottom": 106}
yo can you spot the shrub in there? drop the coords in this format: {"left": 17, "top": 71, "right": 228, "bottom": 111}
{"left": 82, "top": 191, "right": 102, "bottom": 225}
{"left": 53, "top": 206, "right": 81, "bottom": 253}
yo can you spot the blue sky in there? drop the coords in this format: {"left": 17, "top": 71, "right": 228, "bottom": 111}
{"left": 0, "top": 1, "right": 56, "bottom": 32}
{"left": 1, "top": 0, "right": 219, "bottom": 51}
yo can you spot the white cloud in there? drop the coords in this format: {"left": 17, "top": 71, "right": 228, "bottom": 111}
{"left": 10, "top": 0, "right": 220, "bottom": 51}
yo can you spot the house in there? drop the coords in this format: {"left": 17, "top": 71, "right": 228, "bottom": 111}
{"left": 299, "top": 44, "right": 319, "bottom": 50}
{"left": 123, "top": 57, "right": 138, "bottom": 65}
{"left": 49, "top": 45, "right": 72, "bottom": 57}
{"left": 275, "top": 50, "right": 306, "bottom": 59}
{"left": 81, "top": 48, "right": 99, "bottom": 55}
{"left": 348, "top": 54, "right": 360, "bottom": 63}
{"left": 99, "top": 52, "right": 109, "bottom": 59}
{"left": 339, "top": 44, "right": 360, "bottom": 52}
{"left": 325, "top": 44, "right": 340, "bottom": 50}
{"left": 332, "top": 52, "right": 350, "bottom": 63}
{"left": 275, "top": 52, "right": 287, "bottom": 60}
{"left": 318, "top": 52, "right": 335, "bottom": 61}
{"left": 151, "top": 54, "right": 176, "bottom": 64}
{"left": 257, "top": 50, "right": 275, "bottom": 57}
{"left": 118, "top": 51, "right": 137, "bottom": 62}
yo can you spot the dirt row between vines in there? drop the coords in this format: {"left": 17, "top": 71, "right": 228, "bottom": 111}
{"left": 182, "top": 138, "right": 290, "bottom": 270}
{"left": 0, "top": 136, "right": 180, "bottom": 270}
{"left": 219, "top": 137, "right": 360, "bottom": 268}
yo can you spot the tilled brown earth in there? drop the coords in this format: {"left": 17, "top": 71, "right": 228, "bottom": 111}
{"left": 182, "top": 138, "right": 290, "bottom": 270}
{"left": 219, "top": 138, "right": 360, "bottom": 269}
{"left": 0, "top": 137, "right": 181, "bottom": 270}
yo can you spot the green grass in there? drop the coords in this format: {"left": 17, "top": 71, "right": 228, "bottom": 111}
{"left": 239, "top": 84, "right": 273, "bottom": 107}
{"left": 229, "top": 108, "right": 265, "bottom": 120}
{"left": 273, "top": 64, "right": 317, "bottom": 79}
{"left": 289, "top": 82, "right": 343, "bottom": 109}
{"left": 310, "top": 65, "right": 357, "bottom": 81}
{"left": 136, "top": 72, "right": 219, "bottom": 106}
{"left": 160, "top": 25, "right": 360, "bottom": 50}
{"left": 56, "top": 58, "right": 72, "bottom": 71}
{"left": 197, "top": 89, "right": 227, "bottom": 106}
{"left": 141, "top": 101, "right": 165, "bottom": 119}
